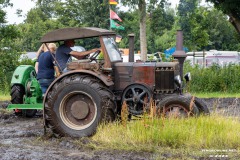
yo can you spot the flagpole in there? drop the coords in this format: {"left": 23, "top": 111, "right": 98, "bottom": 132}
{"left": 109, "top": 3, "right": 111, "bottom": 30}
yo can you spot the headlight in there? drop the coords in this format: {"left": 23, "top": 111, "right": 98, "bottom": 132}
{"left": 174, "top": 75, "right": 182, "bottom": 88}
{"left": 184, "top": 72, "right": 191, "bottom": 82}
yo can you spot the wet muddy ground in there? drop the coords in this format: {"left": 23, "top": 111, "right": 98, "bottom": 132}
{"left": 0, "top": 98, "right": 239, "bottom": 160}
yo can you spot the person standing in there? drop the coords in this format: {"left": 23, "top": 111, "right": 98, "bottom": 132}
{"left": 35, "top": 44, "right": 48, "bottom": 73}
{"left": 37, "top": 43, "right": 57, "bottom": 94}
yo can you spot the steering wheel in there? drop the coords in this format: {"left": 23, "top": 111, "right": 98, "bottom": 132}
{"left": 89, "top": 50, "right": 101, "bottom": 62}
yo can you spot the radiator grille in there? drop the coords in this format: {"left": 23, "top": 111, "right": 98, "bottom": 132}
{"left": 155, "top": 67, "right": 175, "bottom": 93}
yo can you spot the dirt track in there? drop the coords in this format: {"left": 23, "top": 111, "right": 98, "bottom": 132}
{"left": 0, "top": 98, "right": 239, "bottom": 160}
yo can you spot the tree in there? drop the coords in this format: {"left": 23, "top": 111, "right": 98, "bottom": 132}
{"left": 206, "top": 0, "right": 240, "bottom": 34}
{"left": 19, "top": 7, "right": 63, "bottom": 51}
{"left": 121, "top": 0, "right": 148, "bottom": 61}
{"left": 177, "top": 0, "right": 209, "bottom": 50}
{"left": 0, "top": 0, "right": 22, "bottom": 93}
{"left": 117, "top": 11, "right": 140, "bottom": 50}
{"left": 33, "top": 0, "right": 59, "bottom": 18}
{"left": 54, "top": 0, "right": 109, "bottom": 28}
{"left": 202, "top": 8, "right": 240, "bottom": 50}
{"left": 148, "top": 2, "right": 175, "bottom": 53}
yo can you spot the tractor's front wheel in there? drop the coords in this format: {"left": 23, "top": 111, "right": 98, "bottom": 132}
{"left": 193, "top": 97, "right": 210, "bottom": 115}
{"left": 157, "top": 95, "right": 199, "bottom": 118}
{"left": 10, "top": 84, "right": 37, "bottom": 117}
{"left": 44, "top": 75, "right": 116, "bottom": 138}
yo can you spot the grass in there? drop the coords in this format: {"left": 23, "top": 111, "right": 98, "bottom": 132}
{"left": 2, "top": 92, "right": 240, "bottom": 100}
{"left": 190, "top": 92, "right": 240, "bottom": 98}
{"left": 90, "top": 110, "right": 240, "bottom": 159}
{"left": 93, "top": 114, "right": 240, "bottom": 150}
{"left": 0, "top": 93, "right": 10, "bottom": 101}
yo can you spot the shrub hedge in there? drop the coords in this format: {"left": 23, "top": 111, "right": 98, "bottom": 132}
{"left": 184, "top": 61, "right": 240, "bottom": 93}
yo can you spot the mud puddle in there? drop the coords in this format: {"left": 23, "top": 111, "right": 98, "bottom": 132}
{"left": 0, "top": 109, "right": 151, "bottom": 160}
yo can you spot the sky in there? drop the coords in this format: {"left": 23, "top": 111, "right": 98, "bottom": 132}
{"left": 3, "top": 0, "right": 35, "bottom": 24}
{"left": 3, "top": 0, "right": 181, "bottom": 24}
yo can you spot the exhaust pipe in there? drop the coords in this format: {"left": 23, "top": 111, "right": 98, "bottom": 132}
{"left": 172, "top": 30, "right": 187, "bottom": 80}
{"left": 128, "top": 34, "right": 135, "bottom": 62}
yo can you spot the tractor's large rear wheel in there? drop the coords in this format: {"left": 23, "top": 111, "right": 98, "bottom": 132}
{"left": 10, "top": 84, "right": 37, "bottom": 117}
{"left": 44, "top": 74, "right": 116, "bottom": 138}
{"left": 157, "top": 95, "right": 199, "bottom": 118}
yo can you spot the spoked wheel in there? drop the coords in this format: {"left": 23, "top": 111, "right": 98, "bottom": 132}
{"left": 122, "top": 84, "right": 152, "bottom": 116}
{"left": 44, "top": 74, "right": 116, "bottom": 138}
{"left": 157, "top": 95, "right": 199, "bottom": 118}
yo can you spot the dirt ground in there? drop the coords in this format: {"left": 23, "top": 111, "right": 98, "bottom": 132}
{"left": 0, "top": 98, "right": 239, "bottom": 160}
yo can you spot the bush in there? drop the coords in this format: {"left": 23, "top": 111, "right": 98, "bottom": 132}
{"left": 184, "top": 61, "right": 240, "bottom": 93}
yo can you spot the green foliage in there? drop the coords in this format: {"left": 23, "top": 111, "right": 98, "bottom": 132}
{"left": 0, "top": 25, "right": 22, "bottom": 94}
{"left": 116, "top": 11, "right": 140, "bottom": 50}
{"left": 155, "top": 28, "right": 176, "bottom": 52}
{"left": 148, "top": 3, "right": 175, "bottom": 53}
{"left": 54, "top": 0, "right": 109, "bottom": 28}
{"left": 0, "top": 48, "right": 21, "bottom": 94}
{"left": 193, "top": 92, "right": 240, "bottom": 98}
{"left": 0, "top": 1, "right": 23, "bottom": 94}
{"left": 184, "top": 61, "right": 240, "bottom": 93}
{"left": 203, "top": 8, "right": 240, "bottom": 50}
{"left": 19, "top": 57, "right": 35, "bottom": 66}
{"left": 206, "top": 0, "right": 240, "bottom": 20}
{"left": 19, "top": 17, "right": 63, "bottom": 51}
{"left": 206, "top": 0, "right": 240, "bottom": 34}
{"left": 0, "top": 0, "right": 12, "bottom": 23}
{"left": 177, "top": 0, "right": 209, "bottom": 50}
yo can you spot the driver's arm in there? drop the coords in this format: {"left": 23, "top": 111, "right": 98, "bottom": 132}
{"left": 70, "top": 48, "right": 99, "bottom": 59}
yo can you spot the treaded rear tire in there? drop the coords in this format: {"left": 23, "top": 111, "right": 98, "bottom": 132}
{"left": 10, "top": 84, "right": 37, "bottom": 118}
{"left": 11, "top": 85, "right": 24, "bottom": 116}
{"left": 44, "top": 74, "right": 116, "bottom": 138}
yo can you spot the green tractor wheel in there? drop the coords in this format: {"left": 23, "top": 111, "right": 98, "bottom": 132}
{"left": 10, "top": 84, "right": 37, "bottom": 117}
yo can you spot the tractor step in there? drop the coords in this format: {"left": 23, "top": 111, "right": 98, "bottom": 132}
{"left": 7, "top": 104, "right": 43, "bottom": 110}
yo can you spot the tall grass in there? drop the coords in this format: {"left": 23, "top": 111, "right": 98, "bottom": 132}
{"left": 93, "top": 114, "right": 240, "bottom": 151}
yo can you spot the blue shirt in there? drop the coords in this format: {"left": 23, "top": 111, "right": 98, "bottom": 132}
{"left": 56, "top": 44, "right": 72, "bottom": 71}
{"left": 37, "top": 51, "right": 55, "bottom": 80}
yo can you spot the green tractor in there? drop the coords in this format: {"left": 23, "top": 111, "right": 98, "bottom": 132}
{"left": 8, "top": 65, "right": 43, "bottom": 117}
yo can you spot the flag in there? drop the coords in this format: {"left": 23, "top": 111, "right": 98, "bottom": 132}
{"left": 109, "top": 0, "right": 118, "bottom": 5}
{"left": 110, "top": 19, "right": 125, "bottom": 30}
{"left": 110, "top": 9, "right": 122, "bottom": 22}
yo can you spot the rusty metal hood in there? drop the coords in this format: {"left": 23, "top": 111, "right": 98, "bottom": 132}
{"left": 40, "top": 27, "right": 116, "bottom": 43}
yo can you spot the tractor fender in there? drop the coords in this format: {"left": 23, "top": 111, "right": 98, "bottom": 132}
{"left": 44, "top": 70, "right": 114, "bottom": 103}
{"left": 11, "top": 65, "right": 36, "bottom": 87}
